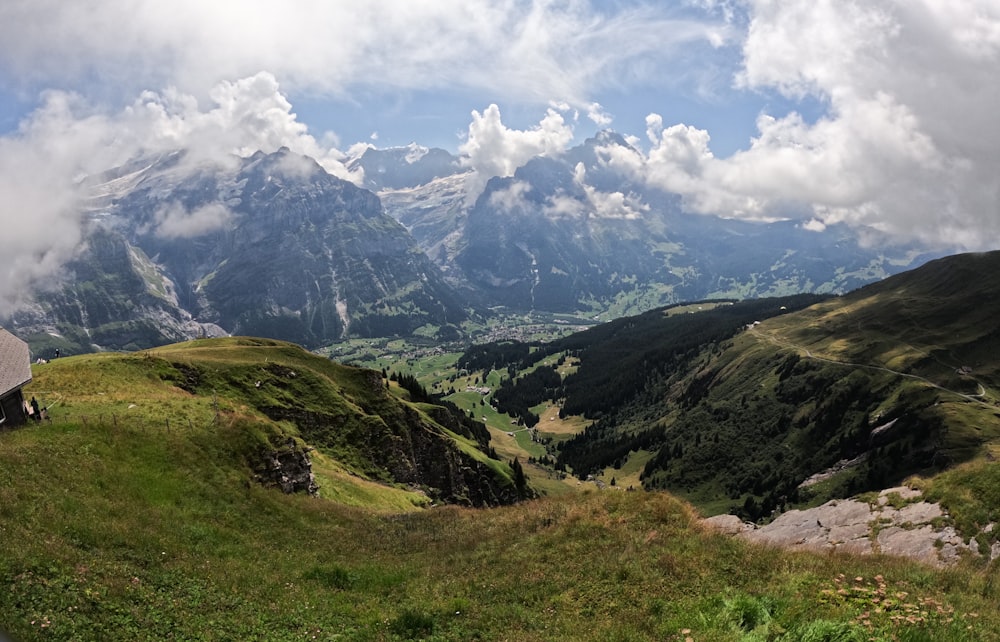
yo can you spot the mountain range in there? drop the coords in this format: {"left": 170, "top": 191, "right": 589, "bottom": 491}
{"left": 6, "top": 137, "right": 940, "bottom": 354}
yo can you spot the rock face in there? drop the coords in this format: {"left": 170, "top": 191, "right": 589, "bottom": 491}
{"left": 390, "top": 406, "right": 524, "bottom": 506}
{"left": 7, "top": 148, "right": 467, "bottom": 353}
{"left": 703, "top": 487, "right": 987, "bottom": 567}
{"left": 254, "top": 439, "right": 319, "bottom": 496}
{"left": 348, "top": 145, "right": 461, "bottom": 191}
{"left": 259, "top": 391, "right": 522, "bottom": 508}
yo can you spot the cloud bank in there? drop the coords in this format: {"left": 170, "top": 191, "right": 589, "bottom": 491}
{"left": 635, "top": 0, "right": 1000, "bottom": 248}
{"left": 0, "top": 1, "right": 726, "bottom": 110}
{"left": 0, "top": 73, "right": 356, "bottom": 313}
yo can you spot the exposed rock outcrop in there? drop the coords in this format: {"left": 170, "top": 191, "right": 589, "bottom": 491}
{"left": 704, "top": 486, "right": 991, "bottom": 567}
{"left": 254, "top": 439, "right": 319, "bottom": 496}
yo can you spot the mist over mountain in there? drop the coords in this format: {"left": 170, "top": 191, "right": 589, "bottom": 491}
{"left": 7, "top": 148, "right": 467, "bottom": 354}
{"left": 378, "top": 133, "right": 940, "bottom": 316}
{"left": 3, "top": 134, "right": 944, "bottom": 355}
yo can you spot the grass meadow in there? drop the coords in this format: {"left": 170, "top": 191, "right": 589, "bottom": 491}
{"left": 2, "top": 348, "right": 999, "bottom": 640}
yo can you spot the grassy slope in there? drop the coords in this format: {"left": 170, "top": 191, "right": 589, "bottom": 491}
{"left": 2, "top": 414, "right": 999, "bottom": 641}
{"left": 537, "top": 254, "right": 1000, "bottom": 523}
{"left": 3, "top": 347, "right": 1000, "bottom": 640}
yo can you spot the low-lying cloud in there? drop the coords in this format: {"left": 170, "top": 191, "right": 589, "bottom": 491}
{"left": 0, "top": 73, "right": 356, "bottom": 314}
{"left": 153, "top": 202, "right": 235, "bottom": 240}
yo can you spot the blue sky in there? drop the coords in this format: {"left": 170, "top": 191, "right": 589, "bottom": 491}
{"left": 1, "top": 1, "right": 999, "bottom": 309}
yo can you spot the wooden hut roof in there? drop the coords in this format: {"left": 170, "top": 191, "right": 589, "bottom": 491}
{"left": 0, "top": 328, "right": 32, "bottom": 397}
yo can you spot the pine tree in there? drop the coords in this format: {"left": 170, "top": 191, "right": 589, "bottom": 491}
{"left": 511, "top": 457, "right": 527, "bottom": 495}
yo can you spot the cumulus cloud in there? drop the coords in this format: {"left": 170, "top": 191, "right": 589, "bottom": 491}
{"left": 635, "top": 0, "right": 1000, "bottom": 249}
{"left": 582, "top": 187, "right": 647, "bottom": 220}
{"left": 459, "top": 104, "right": 575, "bottom": 199}
{"left": 121, "top": 73, "right": 359, "bottom": 180}
{"left": 0, "top": 73, "right": 362, "bottom": 314}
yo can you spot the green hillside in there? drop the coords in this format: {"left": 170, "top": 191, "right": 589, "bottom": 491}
{"left": 19, "top": 338, "right": 524, "bottom": 509}
{"left": 2, "top": 403, "right": 999, "bottom": 640}
{"left": 529, "top": 252, "right": 1000, "bottom": 521}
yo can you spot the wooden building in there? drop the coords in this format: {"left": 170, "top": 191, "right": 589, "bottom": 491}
{"left": 0, "top": 328, "right": 32, "bottom": 427}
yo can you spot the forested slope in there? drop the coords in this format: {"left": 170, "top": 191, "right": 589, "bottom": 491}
{"left": 462, "top": 252, "right": 1000, "bottom": 521}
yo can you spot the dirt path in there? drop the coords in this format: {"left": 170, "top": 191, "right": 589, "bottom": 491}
{"left": 748, "top": 326, "right": 993, "bottom": 408}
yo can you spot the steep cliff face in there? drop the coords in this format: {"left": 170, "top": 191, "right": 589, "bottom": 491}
{"left": 379, "top": 404, "right": 523, "bottom": 506}
{"left": 7, "top": 226, "right": 224, "bottom": 354}
{"left": 9, "top": 148, "right": 467, "bottom": 353}
{"left": 255, "top": 370, "right": 522, "bottom": 507}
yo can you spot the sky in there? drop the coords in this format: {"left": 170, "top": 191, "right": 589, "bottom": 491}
{"left": 1, "top": 0, "right": 999, "bottom": 311}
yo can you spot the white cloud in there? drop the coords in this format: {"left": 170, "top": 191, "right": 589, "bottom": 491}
{"left": 586, "top": 187, "right": 647, "bottom": 220}
{"left": 459, "top": 104, "right": 575, "bottom": 199}
{"left": 569, "top": 162, "right": 647, "bottom": 220}
{"left": 0, "top": 73, "right": 365, "bottom": 314}
{"left": 802, "top": 218, "right": 826, "bottom": 232}
{"left": 154, "top": 202, "right": 235, "bottom": 239}
{"left": 543, "top": 194, "right": 587, "bottom": 219}
{"left": 487, "top": 181, "right": 533, "bottom": 213}
{"left": 586, "top": 102, "right": 613, "bottom": 127}
{"left": 0, "top": 1, "right": 730, "bottom": 120}
{"left": 627, "top": 0, "right": 1000, "bottom": 249}
{"left": 120, "top": 72, "right": 359, "bottom": 181}
{"left": 0, "top": 133, "right": 84, "bottom": 314}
